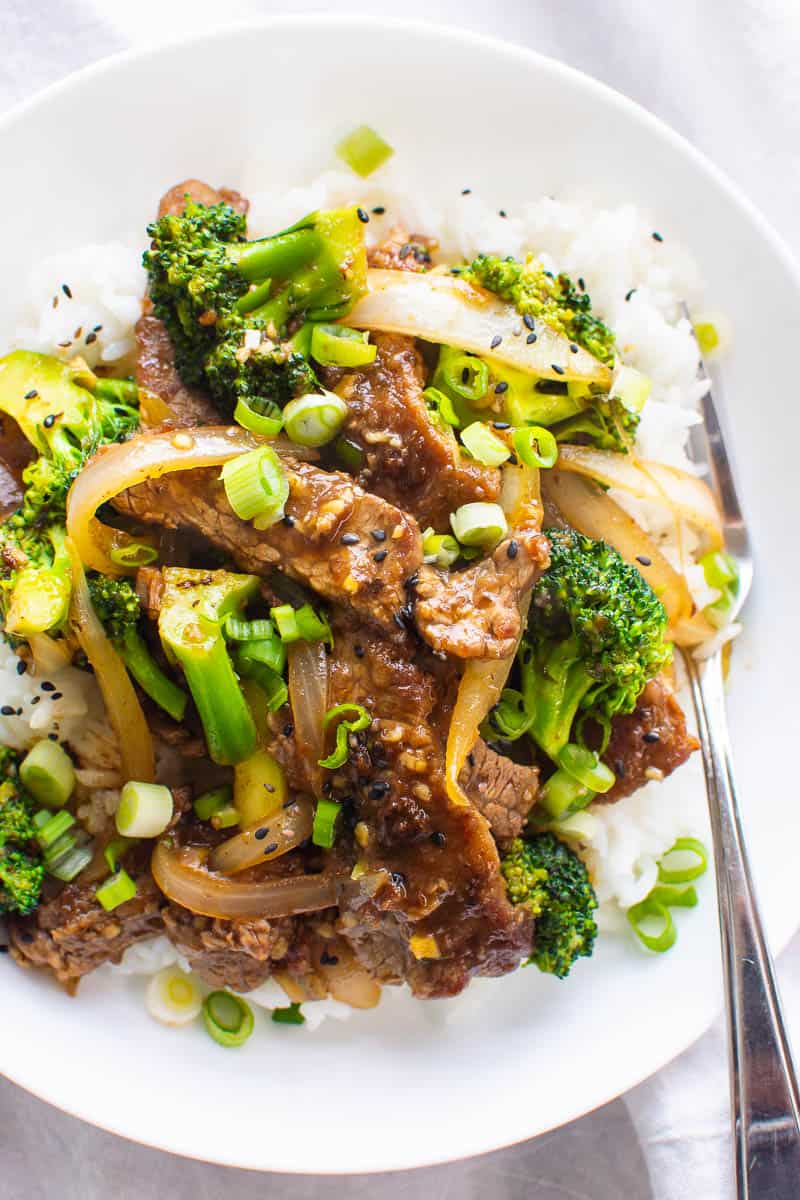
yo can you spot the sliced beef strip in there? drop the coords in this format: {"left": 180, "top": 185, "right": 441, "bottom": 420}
{"left": 114, "top": 454, "right": 422, "bottom": 636}
{"left": 8, "top": 846, "right": 165, "bottom": 991}
{"left": 414, "top": 527, "right": 551, "bottom": 659}
{"left": 157, "top": 179, "right": 249, "bottom": 219}
{"left": 324, "top": 333, "right": 501, "bottom": 530}
{"left": 135, "top": 314, "right": 222, "bottom": 428}
{"left": 600, "top": 676, "right": 699, "bottom": 802}
{"left": 326, "top": 618, "right": 532, "bottom": 999}
{"left": 367, "top": 225, "right": 436, "bottom": 272}
{"left": 162, "top": 905, "right": 295, "bottom": 992}
{"left": 459, "top": 739, "right": 539, "bottom": 842}
{"left": 0, "top": 412, "right": 32, "bottom": 520}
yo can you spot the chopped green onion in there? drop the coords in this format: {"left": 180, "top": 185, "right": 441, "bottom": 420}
{"left": 627, "top": 897, "right": 676, "bottom": 953}
{"left": 270, "top": 603, "right": 331, "bottom": 645}
{"left": 202, "top": 990, "right": 255, "bottom": 1048}
{"left": 146, "top": 966, "right": 203, "bottom": 1026}
{"left": 512, "top": 425, "right": 559, "bottom": 469}
{"left": 449, "top": 502, "right": 508, "bottom": 548}
{"left": 548, "top": 810, "right": 603, "bottom": 846}
{"left": 42, "top": 833, "right": 77, "bottom": 867}
{"left": 557, "top": 744, "right": 615, "bottom": 794}
{"left": 318, "top": 703, "right": 372, "bottom": 770}
{"left": 220, "top": 445, "right": 289, "bottom": 526}
{"left": 47, "top": 844, "right": 92, "bottom": 882}
{"left": 334, "top": 435, "right": 365, "bottom": 471}
{"left": 312, "top": 798, "right": 342, "bottom": 849}
{"left": 311, "top": 324, "right": 377, "bottom": 368}
{"left": 423, "top": 386, "right": 461, "bottom": 428}
{"left": 272, "top": 1002, "right": 306, "bottom": 1025}
{"left": 657, "top": 837, "right": 708, "bottom": 884}
{"left": 194, "top": 785, "right": 233, "bottom": 822}
{"left": 612, "top": 365, "right": 652, "bottom": 414}
{"left": 19, "top": 740, "right": 75, "bottom": 809}
{"left": 233, "top": 396, "right": 283, "bottom": 438}
{"left": 460, "top": 422, "right": 511, "bottom": 467}
{"left": 96, "top": 868, "right": 137, "bottom": 912}
{"left": 647, "top": 884, "right": 699, "bottom": 908}
{"left": 34, "top": 809, "right": 75, "bottom": 851}
{"left": 421, "top": 528, "right": 460, "bottom": 569}
{"left": 223, "top": 615, "right": 276, "bottom": 644}
{"left": 439, "top": 350, "right": 489, "bottom": 402}
{"left": 109, "top": 542, "right": 159, "bottom": 568}
{"left": 233, "top": 634, "right": 286, "bottom": 676}
{"left": 233, "top": 648, "right": 289, "bottom": 712}
{"left": 336, "top": 125, "right": 394, "bottom": 177}
{"left": 116, "top": 781, "right": 174, "bottom": 839}
{"left": 700, "top": 550, "right": 738, "bottom": 591}
{"left": 104, "top": 835, "right": 138, "bottom": 874}
{"left": 539, "top": 768, "right": 594, "bottom": 819}
{"left": 212, "top": 804, "right": 241, "bottom": 830}
{"left": 283, "top": 390, "right": 348, "bottom": 448}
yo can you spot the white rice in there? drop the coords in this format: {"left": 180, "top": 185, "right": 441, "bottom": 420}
{"left": 2, "top": 161, "right": 722, "bottom": 1021}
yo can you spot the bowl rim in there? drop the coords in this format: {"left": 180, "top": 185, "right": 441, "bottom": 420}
{"left": 2, "top": 13, "right": 800, "bottom": 1173}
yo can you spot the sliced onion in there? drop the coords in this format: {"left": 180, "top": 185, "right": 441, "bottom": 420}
{"left": 542, "top": 470, "right": 694, "bottom": 630}
{"left": 208, "top": 797, "right": 314, "bottom": 875}
{"left": 345, "top": 270, "right": 612, "bottom": 387}
{"left": 152, "top": 840, "right": 342, "bottom": 919}
{"left": 28, "top": 632, "right": 73, "bottom": 674}
{"left": 66, "top": 426, "right": 263, "bottom": 575}
{"left": 315, "top": 941, "right": 381, "bottom": 1009}
{"left": 66, "top": 538, "right": 155, "bottom": 783}
{"left": 138, "top": 387, "right": 176, "bottom": 427}
{"left": 556, "top": 445, "right": 723, "bottom": 550}
{"left": 287, "top": 639, "right": 329, "bottom": 787}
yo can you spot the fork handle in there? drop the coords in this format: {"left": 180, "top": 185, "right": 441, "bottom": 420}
{"left": 685, "top": 651, "right": 800, "bottom": 1197}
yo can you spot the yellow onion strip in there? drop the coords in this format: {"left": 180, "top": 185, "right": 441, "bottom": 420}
{"left": 287, "top": 639, "right": 329, "bottom": 788}
{"left": 137, "top": 386, "right": 176, "bottom": 428}
{"left": 345, "top": 269, "right": 612, "bottom": 387}
{"left": 66, "top": 426, "right": 263, "bottom": 575}
{"left": 542, "top": 470, "right": 695, "bottom": 633}
{"left": 152, "top": 841, "right": 342, "bottom": 920}
{"left": 66, "top": 538, "right": 155, "bottom": 783}
{"left": 556, "top": 445, "right": 723, "bottom": 551}
{"left": 209, "top": 797, "right": 314, "bottom": 875}
{"left": 314, "top": 940, "right": 381, "bottom": 1009}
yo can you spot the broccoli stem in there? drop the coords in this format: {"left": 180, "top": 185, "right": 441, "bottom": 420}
{"left": 117, "top": 628, "right": 188, "bottom": 724}
{"left": 522, "top": 638, "right": 595, "bottom": 762}
{"left": 231, "top": 229, "right": 323, "bottom": 283}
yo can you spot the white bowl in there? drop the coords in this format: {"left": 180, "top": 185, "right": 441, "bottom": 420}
{"left": 1, "top": 15, "right": 799, "bottom": 1175}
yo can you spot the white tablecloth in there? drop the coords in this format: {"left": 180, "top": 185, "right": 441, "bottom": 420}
{"left": 2, "top": 3, "right": 800, "bottom": 1197}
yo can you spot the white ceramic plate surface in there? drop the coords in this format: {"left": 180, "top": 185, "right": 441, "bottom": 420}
{"left": 1, "top": 16, "right": 799, "bottom": 1175}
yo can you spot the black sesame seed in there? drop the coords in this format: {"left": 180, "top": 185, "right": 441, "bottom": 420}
{"left": 371, "top": 205, "right": 386, "bottom": 214}
{"left": 354, "top": 643, "right": 365, "bottom": 659}
{"left": 399, "top": 244, "right": 412, "bottom": 260}
{"left": 498, "top": 210, "right": 507, "bottom": 218}
{"left": 320, "top": 950, "right": 339, "bottom": 966}
{"left": 490, "top": 335, "right": 502, "bottom": 350}
{"left": 43, "top": 414, "right": 56, "bottom": 429}
{"left": 373, "top": 549, "right": 388, "bottom": 563}
{"left": 467, "top": 752, "right": 476, "bottom": 768}
{"left": 494, "top": 381, "right": 509, "bottom": 395}
{"left": 369, "top": 780, "right": 390, "bottom": 799}
{"left": 492, "top": 421, "right": 510, "bottom": 430}
{"left": 93, "top": 324, "right": 103, "bottom": 332}
{"left": 390, "top": 871, "right": 407, "bottom": 888}
{"left": 614, "top": 759, "right": 626, "bottom": 778}
{"left": 461, "top": 188, "right": 472, "bottom": 195}
{"left": 526, "top": 332, "right": 537, "bottom": 345}
{"left": 254, "top": 827, "right": 268, "bottom": 840}
{"left": 30, "top": 696, "right": 40, "bottom": 706}
{"left": 578, "top": 277, "right": 586, "bottom": 292}
{"left": 62, "top": 283, "right": 72, "bottom": 298}
{"left": 50, "top": 692, "right": 63, "bottom": 701}
{"left": 16, "top": 660, "right": 27, "bottom": 675}
{"left": 263, "top": 842, "right": 279, "bottom": 855}
{"left": 48, "top": 733, "right": 58, "bottom": 742}
{"left": 636, "top": 555, "right": 652, "bottom": 566}
{"left": 507, "top": 539, "right": 519, "bottom": 559}
{"left": 643, "top": 731, "right": 661, "bottom": 744}
{"left": 652, "top": 231, "right": 663, "bottom": 242}
{"left": 85, "top": 331, "right": 97, "bottom": 345}
{"left": 24, "top": 389, "right": 38, "bottom": 400}
{"left": 340, "top": 532, "right": 359, "bottom": 545}
{"left": 507, "top": 453, "right": 518, "bottom": 465}
{"left": 357, "top": 207, "right": 369, "bottom": 223}
{"left": 371, "top": 529, "right": 386, "bottom": 542}
{"left": 461, "top": 367, "right": 470, "bottom": 384}
{"left": 551, "top": 364, "right": 565, "bottom": 376}
{"left": 431, "top": 831, "right": 447, "bottom": 848}
{"left": 41, "top": 681, "right": 56, "bottom": 692}
{"left": 625, "top": 288, "right": 637, "bottom": 302}
{"left": 282, "top": 513, "right": 295, "bottom": 527}
{"left": 283, "top": 723, "right": 294, "bottom": 737}
{"left": 0, "top": 706, "right": 15, "bottom": 717}
{"left": 523, "top": 313, "right": 535, "bottom": 331}
{"left": 404, "top": 571, "right": 420, "bottom": 590}
{"left": 569, "top": 343, "right": 579, "bottom": 354}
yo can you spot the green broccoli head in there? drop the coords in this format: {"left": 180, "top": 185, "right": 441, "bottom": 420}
{"left": 551, "top": 396, "right": 640, "bottom": 454}
{"left": 0, "top": 778, "right": 44, "bottom": 916}
{"left": 502, "top": 832, "right": 598, "bottom": 979}
{"left": 0, "top": 521, "right": 71, "bottom": 639}
{"left": 464, "top": 254, "right": 616, "bottom": 366}
{"left": 203, "top": 328, "right": 317, "bottom": 417}
{"left": 87, "top": 574, "right": 140, "bottom": 643}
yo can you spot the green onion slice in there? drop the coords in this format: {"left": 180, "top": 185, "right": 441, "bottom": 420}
{"left": 194, "top": 785, "right": 233, "bottom": 822}
{"left": 539, "top": 768, "right": 594, "bottom": 820}
{"left": 96, "top": 868, "right": 137, "bottom": 912}
{"left": 334, "top": 435, "right": 365, "bottom": 472}
{"left": 311, "top": 324, "right": 377, "bottom": 369}
{"left": 421, "top": 528, "right": 460, "bottom": 569}
{"left": 336, "top": 125, "right": 394, "bottom": 177}
{"left": 34, "top": 808, "right": 75, "bottom": 851}
{"left": 512, "top": 425, "right": 559, "bottom": 469}
{"left": 19, "top": 740, "right": 75, "bottom": 809}
{"left": 146, "top": 966, "right": 203, "bottom": 1027}
{"left": 450, "top": 501, "right": 508, "bottom": 548}
{"left": 627, "top": 897, "right": 677, "bottom": 953}
{"left": 233, "top": 647, "right": 289, "bottom": 712}
{"left": 318, "top": 703, "right": 372, "bottom": 771}
{"left": 272, "top": 1002, "right": 306, "bottom": 1025}
{"left": 202, "top": 991, "right": 255, "bottom": 1048}
{"left": 233, "top": 396, "right": 284, "bottom": 438}
{"left": 700, "top": 550, "right": 738, "bottom": 591}
{"left": 270, "top": 603, "right": 332, "bottom": 645}
{"left": 460, "top": 422, "right": 511, "bottom": 467}
{"left": 223, "top": 615, "right": 275, "bottom": 643}
{"left": 423, "top": 387, "right": 461, "bottom": 428}
{"left": 312, "top": 798, "right": 342, "bottom": 849}
{"left": 439, "top": 351, "right": 489, "bottom": 402}
{"left": 283, "top": 390, "right": 348, "bottom": 448}
{"left": 557, "top": 744, "right": 615, "bottom": 794}
{"left": 220, "top": 445, "right": 289, "bottom": 526}
{"left": 612, "top": 365, "right": 652, "bottom": 414}
{"left": 647, "top": 884, "right": 699, "bottom": 909}
{"left": 116, "top": 781, "right": 174, "bottom": 839}
{"left": 233, "top": 633, "right": 286, "bottom": 676}
{"left": 657, "top": 837, "right": 709, "bottom": 884}
{"left": 109, "top": 542, "right": 159, "bottom": 569}
{"left": 48, "top": 844, "right": 93, "bottom": 882}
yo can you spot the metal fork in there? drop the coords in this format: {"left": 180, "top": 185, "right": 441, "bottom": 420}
{"left": 682, "top": 326, "right": 800, "bottom": 1198}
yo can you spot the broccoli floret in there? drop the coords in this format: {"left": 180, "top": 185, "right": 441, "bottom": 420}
{"left": 550, "top": 396, "right": 639, "bottom": 454}
{"left": 0, "top": 522, "right": 71, "bottom": 639}
{"left": 464, "top": 254, "right": 615, "bottom": 366}
{"left": 88, "top": 575, "right": 187, "bottom": 723}
{"left": 501, "top": 832, "right": 597, "bottom": 978}
{"left": 0, "top": 777, "right": 43, "bottom": 916}
{"left": 144, "top": 200, "right": 368, "bottom": 416}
